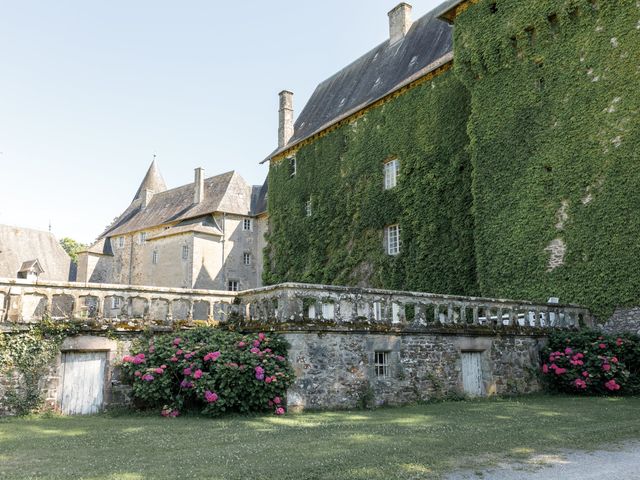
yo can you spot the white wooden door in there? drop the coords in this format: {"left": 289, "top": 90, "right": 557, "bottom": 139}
{"left": 60, "top": 351, "right": 107, "bottom": 415}
{"left": 461, "top": 352, "right": 483, "bottom": 396}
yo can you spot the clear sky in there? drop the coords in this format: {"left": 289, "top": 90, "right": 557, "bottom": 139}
{"left": 0, "top": 0, "right": 443, "bottom": 244}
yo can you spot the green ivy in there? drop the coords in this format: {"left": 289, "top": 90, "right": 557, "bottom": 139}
{"left": 455, "top": 0, "right": 640, "bottom": 318}
{"left": 264, "top": 71, "right": 477, "bottom": 296}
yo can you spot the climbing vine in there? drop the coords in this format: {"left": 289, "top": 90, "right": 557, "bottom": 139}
{"left": 264, "top": 71, "right": 477, "bottom": 296}
{"left": 454, "top": 0, "right": 640, "bottom": 318}
{"left": 0, "top": 320, "right": 81, "bottom": 415}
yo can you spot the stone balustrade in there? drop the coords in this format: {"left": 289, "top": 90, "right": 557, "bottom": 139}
{"left": 0, "top": 277, "right": 236, "bottom": 330}
{"left": 236, "top": 283, "right": 593, "bottom": 331}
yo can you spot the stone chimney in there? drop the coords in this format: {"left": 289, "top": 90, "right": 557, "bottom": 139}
{"left": 278, "top": 90, "right": 294, "bottom": 149}
{"left": 194, "top": 167, "right": 204, "bottom": 204}
{"left": 141, "top": 188, "right": 154, "bottom": 208}
{"left": 388, "top": 3, "right": 413, "bottom": 44}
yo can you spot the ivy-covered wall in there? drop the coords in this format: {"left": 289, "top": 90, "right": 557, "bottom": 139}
{"left": 455, "top": 0, "right": 640, "bottom": 318}
{"left": 264, "top": 71, "right": 476, "bottom": 296}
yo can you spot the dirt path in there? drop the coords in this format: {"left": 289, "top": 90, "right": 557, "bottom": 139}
{"left": 446, "top": 441, "right": 640, "bottom": 479}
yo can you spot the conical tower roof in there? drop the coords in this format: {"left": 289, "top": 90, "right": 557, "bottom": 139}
{"left": 133, "top": 159, "right": 167, "bottom": 202}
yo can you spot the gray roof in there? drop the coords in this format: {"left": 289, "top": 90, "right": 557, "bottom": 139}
{"left": 0, "top": 225, "right": 72, "bottom": 281}
{"left": 265, "top": 5, "right": 453, "bottom": 161}
{"left": 18, "top": 259, "right": 44, "bottom": 274}
{"left": 251, "top": 179, "right": 268, "bottom": 215}
{"left": 101, "top": 169, "right": 260, "bottom": 238}
{"left": 133, "top": 159, "right": 167, "bottom": 201}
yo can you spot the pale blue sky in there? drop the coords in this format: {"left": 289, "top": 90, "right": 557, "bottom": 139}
{"left": 0, "top": 0, "right": 443, "bottom": 244}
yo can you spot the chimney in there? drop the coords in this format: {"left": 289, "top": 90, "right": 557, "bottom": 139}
{"left": 278, "top": 90, "right": 294, "bottom": 149}
{"left": 141, "top": 188, "right": 153, "bottom": 208}
{"left": 388, "top": 3, "right": 413, "bottom": 44}
{"left": 194, "top": 167, "right": 204, "bottom": 204}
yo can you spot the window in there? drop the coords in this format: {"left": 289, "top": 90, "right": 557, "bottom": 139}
{"left": 386, "top": 224, "right": 401, "bottom": 255}
{"left": 118, "top": 237, "right": 124, "bottom": 248}
{"left": 111, "top": 297, "right": 121, "bottom": 309}
{"left": 289, "top": 156, "right": 297, "bottom": 177}
{"left": 139, "top": 232, "right": 146, "bottom": 244}
{"left": 384, "top": 158, "right": 399, "bottom": 190}
{"left": 227, "top": 280, "right": 239, "bottom": 292}
{"left": 243, "top": 252, "right": 251, "bottom": 265}
{"left": 374, "top": 351, "right": 390, "bottom": 378}
{"left": 305, "top": 199, "right": 312, "bottom": 217}
{"left": 152, "top": 251, "right": 158, "bottom": 264}
{"left": 182, "top": 245, "right": 189, "bottom": 260}
{"left": 243, "top": 218, "right": 252, "bottom": 231}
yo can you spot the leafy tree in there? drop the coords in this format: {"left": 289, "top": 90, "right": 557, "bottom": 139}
{"left": 59, "top": 237, "right": 86, "bottom": 264}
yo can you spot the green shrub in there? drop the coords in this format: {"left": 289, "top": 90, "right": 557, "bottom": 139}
{"left": 541, "top": 330, "right": 640, "bottom": 394}
{"left": 120, "top": 328, "right": 295, "bottom": 417}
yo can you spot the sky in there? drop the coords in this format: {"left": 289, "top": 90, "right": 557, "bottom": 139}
{"left": 0, "top": 0, "right": 443, "bottom": 244}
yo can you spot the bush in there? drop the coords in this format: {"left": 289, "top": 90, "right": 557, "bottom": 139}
{"left": 120, "top": 328, "right": 295, "bottom": 417}
{"left": 541, "top": 330, "right": 640, "bottom": 395}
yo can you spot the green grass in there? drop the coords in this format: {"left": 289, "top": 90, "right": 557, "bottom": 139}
{"left": 1, "top": 396, "right": 640, "bottom": 479}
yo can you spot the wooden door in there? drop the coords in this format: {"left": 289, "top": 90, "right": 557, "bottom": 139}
{"left": 60, "top": 351, "right": 107, "bottom": 415}
{"left": 461, "top": 351, "right": 483, "bottom": 396}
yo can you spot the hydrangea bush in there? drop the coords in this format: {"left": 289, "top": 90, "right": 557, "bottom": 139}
{"left": 120, "top": 328, "right": 295, "bottom": 417}
{"left": 541, "top": 330, "right": 640, "bottom": 395}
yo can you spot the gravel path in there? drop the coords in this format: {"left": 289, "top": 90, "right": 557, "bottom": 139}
{"left": 446, "top": 441, "right": 640, "bottom": 479}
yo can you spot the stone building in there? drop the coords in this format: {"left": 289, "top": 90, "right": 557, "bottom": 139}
{"left": 0, "top": 224, "right": 72, "bottom": 281}
{"left": 264, "top": 0, "right": 640, "bottom": 318}
{"left": 77, "top": 161, "right": 267, "bottom": 291}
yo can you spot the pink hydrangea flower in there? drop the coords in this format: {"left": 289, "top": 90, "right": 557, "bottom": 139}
{"left": 204, "top": 390, "right": 218, "bottom": 403}
{"left": 616, "top": 338, "right": 623, "bottom": 346}
{"left": 122, "top": 355, "right": 135, "bottom": 363}
{"left": 154, "top": 368, "right": 164, "bottom": 374}
{"left": 275, "top": 407, "right": 285, "bottom": 415}
{"left": 204, "top": 351, "right": 221, "bottom": 362}
{"left": 160, "top": 364, "right": 167, "bottom": 369}
{"left": 250, "top": 347, "right": 260, "bottom": 354}
{"left": 265, "top": 376, "right": 273, "bottom": 384}
{"left": 238, "top": 341, "right": 246, "bottom": 348}
{"left": 542, "top": 364, "right": 549, "bottom": 374}
{"left": 149, "top": 346, "right": 155, "bottom": 353}
{"left": 582, "top": 371, "right": 590, "bottom": 377}
{"left": 574, "top": 379, "right": 587, "bottom": 389}
{"left": 134, "top": 370, "right": 142, "bottom": 377}
{"left": 180, "top": 379, "right": 193, "bottom": 389}
{"left": 170, "top": 356, "right": 178, "bottom": 362}
{"left": 141, "top": 374, "right": 154, "bottom": 382}
{"left": 564, "top": 347, "right": 573, "bottom": 355}
{"left": 176, "top": 349, "right": 183, "bottom": 355}
{"left": 273, "top": 396, "right": 281, "bottom": 405}
{"left": 132, "top": 353, "right": 146, "bottom": 365}
{"left": 194, "top": 369, "right": 203, "bottom": 379}
{"left": 611, "top": 357, "right": 619, "bottom": 364}
{"left": 184, "top": 353, "right": 193, "bottom": 360}
{"left": 602, "top": 363, "right": 611, "bottom": 372}
{"left": 183, "top": 367, "right": 192, "bottom": 376}
{"left": 555, "top": 367, "right": 567, "bottom": 375}
{"left": 258, "top": 333, "right": 266, "bottom": 341}
{"left": 276, "top": 355, "right": 285, "bottom": 362}
{"left": 255, "top": 366, "right": 265, "bottom": 381}
{"left": 173, "top": 338, "right": 182, "bottom": 346}
{"left": 253, "top": 340, "right": 261, "bottom": 347}
{"left": 599, "top": 343, "right": 607, "bottom": 349}
{"left": 605, "top": 379, "right": 621, "bottom": 391}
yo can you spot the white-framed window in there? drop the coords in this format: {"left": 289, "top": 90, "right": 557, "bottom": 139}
{"left": 243, "top": 252, "right": 251, "bottom": 265}
{"left": 182, "top": 245, "right": 189, "bottom": 260}
{"left": 227, "top": 280, "right": 239, "bottom": 292}
{"left": 386, "top": 224, "right": 401, "bottom": 255}
{"left": 305, "top": 199, "right": 312, "bottom": 217}
{"left": 139, "top": 232, "right": 146, "bottom": 244}
{"left": 289, "top": 156, "right": 297, "bottom": 177}
{"left": 243, "top": 218, "right": 252, "bottom": 231}
{"left": 152, "top": 250, "right": 158, "bottom": 264}
{"left": 384, "top": 158, "right": 399, "bottom": 190}
{"left": 374, "top": 351, "right": 390, "bottom": 378}
{"left": 111, "top": 297, "right": 121, "bottom": 309}
{"left": 118, "top": 237, "right": 125, "bottom": 248}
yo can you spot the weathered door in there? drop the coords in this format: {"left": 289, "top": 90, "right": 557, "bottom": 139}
{"left": 60, "top": 351, "right": 107, "bottom": 415}
{"left": 461, "top": 352, "right": 483, "bottom": 396}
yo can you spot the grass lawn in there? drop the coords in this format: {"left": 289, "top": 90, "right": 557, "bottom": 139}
{"left": 1, "top": 395, "right": 640, "bottom": 480}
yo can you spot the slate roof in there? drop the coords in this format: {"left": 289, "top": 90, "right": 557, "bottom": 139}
{"left": 100, "top": 167, "right": 262, "bottom": 239}
{"left": 264, "top": 3, "right": 454, "bottom": 162}
{"left": 133, "top": 159, "right": 167, "bottom": 201}
{"left": 251, "top": 179, "right": 268, "bottom": 215}
{"left": 0, "top": 225, "right": 72, "bottom": 281}
{"left": 147, "top": 216, "right": 223, "bottom": 241}
{"left": 18, "top": 259, "right": 44, "bottom": 274}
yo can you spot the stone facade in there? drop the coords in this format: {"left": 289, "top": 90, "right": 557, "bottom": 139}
{"left": 285, "top": 332, "right": 544, "bottom": 410}
{"left": 77, "top": 163, "right": 267, "bottom": 292}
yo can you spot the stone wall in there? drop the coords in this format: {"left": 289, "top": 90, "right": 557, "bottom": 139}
{"left": 284, "top": 331, "right": 544, "bottom": 410}
{"left": 602, "top": 308, "right": 640, "bottom": 336}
